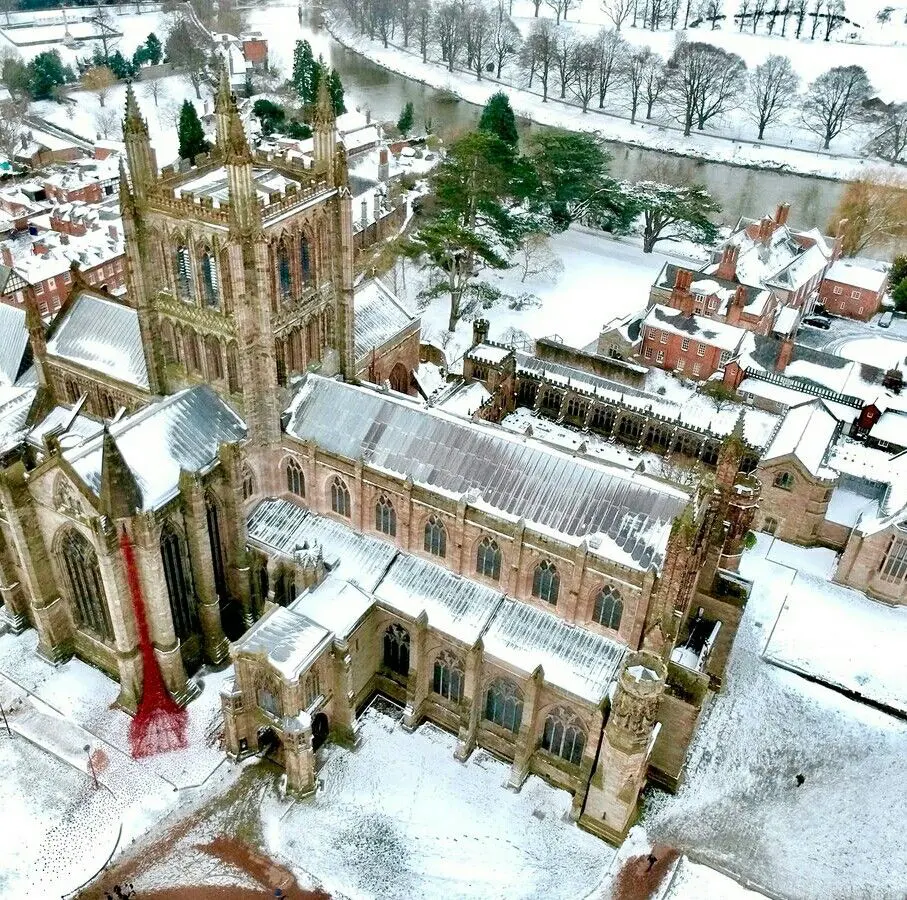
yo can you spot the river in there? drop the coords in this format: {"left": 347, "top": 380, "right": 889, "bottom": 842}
{"left": 250, "top": 2, "right": 847, "bottom": 231}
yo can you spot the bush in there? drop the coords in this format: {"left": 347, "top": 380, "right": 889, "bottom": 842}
{"left": 893, "top": 278, "right": 907, "bottom": 312}
{"left": 286, "top": 120, "right": 312, "bottom": 139}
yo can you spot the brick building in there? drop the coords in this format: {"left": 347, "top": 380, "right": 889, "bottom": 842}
{"left": 818, "top": 258, "right": 890, "bottom": 321}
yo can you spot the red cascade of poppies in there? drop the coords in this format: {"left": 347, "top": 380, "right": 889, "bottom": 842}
{"left": 121, "top": 527, "right": 188, "bottom": 758}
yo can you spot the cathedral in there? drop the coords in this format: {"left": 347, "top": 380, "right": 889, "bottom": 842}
{"left": 0, "top": 77, "right": 758, "bottom": 843}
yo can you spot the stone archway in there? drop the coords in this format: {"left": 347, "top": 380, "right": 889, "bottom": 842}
{"left": 389, "top": 362, "right": 409, "bottom": 394}
{"left": 312, "top": 712, "right": 329, "bottom": 750}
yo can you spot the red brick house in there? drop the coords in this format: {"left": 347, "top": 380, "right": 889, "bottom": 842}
{"left": 640, "top": 301, "right": 751, "bottom": 381}
{"left": 242, "top": 36, "right": 269, "bottom": 70}
{"left": 819, "top": 258, "right": 890, "bottom": 321}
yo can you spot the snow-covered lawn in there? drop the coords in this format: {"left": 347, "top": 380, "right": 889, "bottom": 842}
{"left": 764, "top": 571, "right": 907, "bottom": 715}
{"left": 405, "top": 227, "right": 700, "bottom": 366}
{"left": 645, "top": 534, "right": 907, "bottom": 900}
{"left": 269, "top": 698, "right": 615, "bottom": 900}
{"left": 832, "top": 335, "right": 907, "bottom": 370}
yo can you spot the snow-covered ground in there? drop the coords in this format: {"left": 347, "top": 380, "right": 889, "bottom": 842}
{"left": 398, "top": 226, "right": 702, "bottom": 364}
{"left": 326, "top": 11, "right": 903, "bottom": 181}
{"left": 646, "top": 533, "right": 907, "bottom": 900}
{"left": 763, "top": 570, "right": 907, "bottom": 715}
{"left": 269, "top": 698, "right": 614, "bottom": 900}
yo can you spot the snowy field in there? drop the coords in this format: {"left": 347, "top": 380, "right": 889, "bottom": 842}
{"left": 646, "top": 533, "right": 907, "bottom": 900}
{"left": 272, "top": 699, "right": 614, "bottom": 900}
{"left": 763, "top": 571, "right": 907, "bottom": 715}
{"left": 396, "top": 226, "right": 703, "bottom": 364}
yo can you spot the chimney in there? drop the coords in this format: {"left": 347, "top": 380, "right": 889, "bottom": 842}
{"left": 108, "top": 224, "right": 118, "bottom": 240}
{"left": 716, "top": 244, "right": 739, "bottom": 281}
{"left": 373, "top": 191, "right": 381, "bottom": 222}
{"left": 726, "top": 285, "right": 747, "bottom": 326}
{"left": 360, "top": 198, "right": 368, "bottom": 229}
{"left": 365, "top": 108, "right": 371, "bottom": 125}
{"left": 775, "top": 202, "right": 790, "bottom": 226}
{"left": 758, "top": 216, "right": 774, "bottom": 245}
{"left": 378, "top": 146, "right": 389, "bottom": 182}
{"left": 1, "top": 245, "right": 12, "bottom": 267}
{"left": 776, "top": 335, "right": 795, "bottom": 373}
{"left": 672, "top": 268, "right": 694, "bottom": 313}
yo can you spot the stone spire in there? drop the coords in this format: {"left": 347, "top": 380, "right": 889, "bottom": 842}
{"left": 99, "top": 427, "right": 143, "bottom": 520}
{"left": 214, "top": 62, "right": 234, "bottom": 153}
{"left": 313, "top": 77, "right": 337, "bottom": 183}
{"left": 24, "top": 286, "right": 48, "bottom": 390}
{"left": 123, "top": 83, "right": 157, "bottom": 202}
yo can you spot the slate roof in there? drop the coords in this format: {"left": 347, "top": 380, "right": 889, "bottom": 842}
{"left": 353, "top": 278, "right": 416, "bottom": 363}
{"left": 483, "top": 598, "right": 626, "bottom": 703}
{"left": 234, "top": 605, "right": 332, "bottom": 679}
{"left": 65, "top": 385, "right": 246, "bottom": 511}
{"left": 0, "top": 303, "right": 29, "bottom": 386}
{"left": 46, "top": 290, "right": 149, "bottom": 390}
{"left": 761, "top": 400, "right": 840, "bottom": 478}
{"left": 285, "top": 375, "right": 690, "bottom": 571}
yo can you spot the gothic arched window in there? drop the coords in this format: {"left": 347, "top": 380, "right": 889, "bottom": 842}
{"left": 375, "top": 494, "right": 396, "bottom": 537}
{"left": 206, "top": 336, "right": 224, "bottom": 381}
{"left": 175, "top": 245, "right": 195, "bottom": 302}
{"left": 424, "top": 515, "right": 446, "bottom": 557}
{"left": 276, "top": 243, "right": 292, "bottom": 298}
{"left": 226, "top": 343, "right": 240, "bottom": 394}
{"left": 383, "top": 623, "right": 410, "bottom": 676}
{"left": 300, "top": 235, "right": 312, "bottom": 284}
{"left": 774, "top": 471, "right": 795, "bottom": 491}
{"left": 532, "top": 560, "right": 560, "bottom": 605}
{"left": 286, "top": 458, "right": 305, "bottom": 497}
{"left": 593, "top": 586, "right": 623, "bottom": 630}
{"left": 205, "top": 495, "right": 228, "bottom": 607}
{"left": 242, "top": 465, "right": 255, "bottom": 501}
{"left": 201, "top": 248, "right": 219, "bottom": 308}
{"left": 160, "top": 524, "right": 197, "bottom": 640}
{"left": 304, "top": 669, "right": 321, "bottom": 707}
{"left": 484, "top": 677, "right": 523, "bottom": 734}
{"left": 330, "top": 476, "right": 350, "bottom": 517}
{"left": 257, "top": 680, "right": 280, "bottom": 717}
{"left": 476, "top": 536, "right": 502, "bottom": 580}
{"left": 432, "top": 649, "right": 464, "bottom": 702}
{"left": 59, "top": 528, "right": 113, "bottom": 642}
{"left": 541, "top": 706, "right": 586, "bottom": 765}
{"left": 185, "top": 332, "right": 201, "bottom": 374}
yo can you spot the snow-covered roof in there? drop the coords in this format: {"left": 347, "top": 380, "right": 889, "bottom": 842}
{"left": 27, "top": 403, "right": 103, "bottom": 451}
{"left": 46, "top": 290, "right": 148, "bottom": 390}
{"left": 247, "top": 497, "right": 398, "bottom": 593}
{"left": 644, "top": 304, "right": 747, "bottom": 353}
{"left": 174, "top": 166, "right": 301, "bottom": 207}
{"left": 292, "top": 575, "right": 374, "bottom": 640}
{"left": 285, "top": 375, "right": 690, "bottom": 571}
{"left": 374, "top": 553, "right": 503, "bottom": 645}
{"left": 482, "top": 598, "right": 626, "bottom": 703}
{"left": 434, "top": 380, "right": 491, "bottom": 418}
{"left": 766, "top": 244, "right": 829, "bottom": 292}
{"left": 825, "top": 486, "right": 879, "bottom": 528}
{"left": 772, "top": 305, "right": 798, "bottom": 336}
{"left": 0, "top": 303, "right": 28, "bottom": 387}
{"left": 353, "top": 277, "right": 416, "bottom": 363}
{"left": 761, "top": 400, "right": 839, "bottom": 478}
{"left": 65, "top": 386, "right": 247, "bottom": 511}
{"left": 0, "top": 384, "right": 36, "bottom": 454}
{"left": 870, "top": 410, "right": 907, "bottom": 448}
{"left": 825, "top": 259, "right": 889, "bottom": 293}
{"left": 470, "top": 343, "right": 512, "bottom": 365}
{"left": 233, "top": 605, "right": 331, "bottom": 680}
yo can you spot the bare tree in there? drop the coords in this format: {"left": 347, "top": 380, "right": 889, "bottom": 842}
{"left": 699, "top": 0, "right": 722, "bottom": 28}
{"left": 830, "top": 171, "right": 907, "bottom": 255}
{"left": 790, "top": 0, "right": 807, "bottom": 36}
{"left": 159, "top": 99, "right": 182, "bottom": 129}
{"left": 521, "top": 18, "right": 559, "bottom": 100}
{"left": 143, "top": 77, "right": 163, "bottom": 107}
{"left": 93, "top": 107, "right": 121, "bottom": 140}
{"left": 801, "top": 64, "right": 871, "bottom": 148}
{"left": 0, "top": 101, "right": 23, "bottom": 165}
{"left": 624, "top": 46, "right": 655, "bottom": 123}
{"left": 544, "top": 0, "right": 578, "bottom": 23}
{"left": 809, "top": 0, "right": 823, "bottom": 39}
{"left": 435, "top": 1, "right": 465, "bottom": 71}
{"left": 553, "top": 28, "right": 576, "bottom": 99}
{"left": 518, "top": 232, "right": 563, "bottom": 282}
{"left": 666, "top": 41, "right": 747, "bottom": 135}
{"left": 823, "top": 0, "right": 845, "bottom": 40}
{"left": 601, "top": 0, "right": 634, "bottom": 29}
{"left": 396, "top": 0, "right": 416, "bottom": 46}
{"left": 0, "top": 0, "right": 15, "bottom": 26}
{"left": 81, "top": 65, "right": 116, "bottom": 107}
{"left": 595, "top": 28, "right": 626, "bottom": 108}
{"left": 747, "top": 54, "right": 799, "bottom": 139}
{"left": 372, "top": 0, "right": 395, "bottom": 48}
{"left": 464, "top": 3, "right": 492, "bottom": 79}
{"left": 643, "top": 51, "right": 667, "bottom": 119}
{"left": 491, "top": 2, "right": 521, "bottom": 78}
{"left": 414, "top": 0, "right": 432, "bottom": 62}
{"left": 766, "top": 1, "right": 781, "bottom": 33}
{"left": 751, "top": 0, "right": 767, "bottom": 31}
{"left": 736, "top": 0, "right": 751, "bottom": 31}
{"left": 867, "top": 102, "right": 907, "bottom": 165}
{"left": 568, "top": 39, "right": 599, "bottom": 112}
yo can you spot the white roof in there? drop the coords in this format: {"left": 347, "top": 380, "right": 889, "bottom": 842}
{"left": 870, "top": 411, "right": 907, "bottom": 447}
{"left": 825, "top": 259, "right": 889, "bottom": 293}
{"left": 761, "top": 400, "right": 839, "bottom": 477}
{"left": 292, "top": 576, "right": 374, "bottom": 640}
{"left": 234, "top": 605, "right": 331, "bottom": 680}
{"left": 470, "top": 343, "right": 512, "bottom": 365}
{"left": 772, "top": 306, "right": 798, "bottom": 336}
{"left": 643, "top": 304, "right": 747, "bottom": 353}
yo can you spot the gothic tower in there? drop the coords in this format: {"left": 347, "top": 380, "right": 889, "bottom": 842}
{"left": 580, "top": 651, "right": 667, "bottom": 843}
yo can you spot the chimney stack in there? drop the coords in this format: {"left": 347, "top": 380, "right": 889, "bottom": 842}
{"left": 672, "top": 268, "right": 694, "bottom": 313}
{"left": 758, "top": 216, "right": 774, "bottom": 246}
{"left": 776, "top": 335, "right": 795, "bottom": 373}
{"left": 833, "top": 218, "right": 849, "bottom": 260}
{"left": 775, "top": 202, "right": 790, "bottom": 226}
{"left": 378, "top": 146, "right": 389, "bottom": 182}
{"left": 1, "top": 245, "right": 12, "bottom": 267}
{"left": 726, "top": 284, "right": 747, "bottom": 326}
{"left": 360, "top": 198, "right": 368, "bottom": 230}
{"left": 716, "top": 244, "right": 740, "bottom": 281}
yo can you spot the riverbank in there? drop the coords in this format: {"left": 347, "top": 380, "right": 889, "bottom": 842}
{"left": 326, "top": 19, "right": 877, "bottom": 184}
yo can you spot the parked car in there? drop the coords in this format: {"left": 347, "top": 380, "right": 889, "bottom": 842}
{"left": 803, "top": 316, "right": 831, "bottom": 330}
{"left": 879, "top": 312, "right": 894, "bottom": 328}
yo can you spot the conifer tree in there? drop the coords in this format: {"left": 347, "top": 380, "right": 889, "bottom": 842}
{"left": 397, "top": 101, "right": 415, "bottom": 136}
{"left": 177, "top": 100, "right": 210, "bottom": 161}
{"left": 478, "top": 91, "right": 518, "bottom": 146}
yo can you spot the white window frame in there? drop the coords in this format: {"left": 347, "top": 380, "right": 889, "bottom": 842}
{"left": 697, "top": 344, "right": 706, "bottom": 357}
{"left": 681, "top": 337, "right": 690, "bottom": 351}
{"left": 656, "top": 350, "right": 665, "bottom": 363}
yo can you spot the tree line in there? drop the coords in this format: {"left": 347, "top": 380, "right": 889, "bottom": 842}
{"left": 406, "top": 91, "right": 719, "bottom": 332}
{"left": 329, "top": 0, "right": 905, "bottom": 162}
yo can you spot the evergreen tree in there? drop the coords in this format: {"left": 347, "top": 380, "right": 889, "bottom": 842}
{"left": 145, "top": 33, "right": 163, "bottom": 65}
{"left": 405, "top": 130, "right": 538, "bottom": 331}
{"left": 107, "top": 50, "right": 136, "bottom": 80}
{"left": 327, "top": 68, "right": 346, "bottom": 115}
{"left": 893, "top": 278, "right": 907, "bottom": 313}
{"left": 253, "top": 98, "right": 286, "bottom": 136}
{"left": 478, "top": 91, "right": 518, "bottom": 146}
{"left": 2, "top": 57, "right": 30, "bottom": 99}
{"left": 291, "top": 39, "right": 317, "bottom": 104}
{"left": 27, "top": 50, "right": 72, "bottom": 100}
{"left": 623, "top": 181, "right": 720, "bottom": 252}
{"left": 177, "top": 100, "right": 210, "bottom": 160}
{"left": 890, "top": 255, "right": 907, "bottom": 289}
{"left": 397, "top": 101, "right": 414, "bottom": 136}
